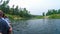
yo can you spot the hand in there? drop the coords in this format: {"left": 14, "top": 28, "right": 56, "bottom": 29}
{"left": 9, "top": 27, "right": 12, "bottom": 32}
{"left": 9, "top": 27, "right": 12, "bottom": 34}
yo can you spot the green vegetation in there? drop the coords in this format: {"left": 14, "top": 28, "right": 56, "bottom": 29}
{"left": 48, "top": 14, "right": 60, "bottom": 19}
{"left": 0, "top": 0, "right": 32, "bottom": 19}
{"left": 45, "top": 9, "right": 60, "bottom": 19}
{"left": 5, "top": 14, "right": 23, "bottom": 20}
{"left": 31, "top": 15, "right": 44, "bottom": 19}
{"left": 32, "top": 12, "right": 46, "bottom": 19}
{"left": 46, "top": 9, "right": 57, "bottom": 16}
{"left": 43, "top": 12, "right": 45, "bottom": 16}
{"left": 0, "top": 0, "right": 60, "bottom": 19}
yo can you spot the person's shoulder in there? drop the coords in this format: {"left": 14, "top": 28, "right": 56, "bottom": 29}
{"left": 0, "top": 18, "right": 3, "bottom": 22}
{"left": 0, "top": 18, "right": 5, "bottom": 25}
{"left": 0, "top": 18, "right": 6, "bottom": 24}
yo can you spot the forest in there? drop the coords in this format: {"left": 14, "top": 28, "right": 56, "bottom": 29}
{"left": 0, "top": 0, "right": 32, "bottom": 19}
{"left": 46, "top": 9, "right": 60, "bottom": 16}
{"left": 45, "top": 9, "right": 60, "bottom": 19}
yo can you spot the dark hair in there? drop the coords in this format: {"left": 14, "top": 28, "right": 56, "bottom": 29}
{"left": 2, "top": 13, "right": 8, "bottom": 18}
{"left": 2, "top": 13, "right": 5, "bottom": 17}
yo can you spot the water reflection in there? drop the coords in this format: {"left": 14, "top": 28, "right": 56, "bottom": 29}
{"left": 12, "top": 19, "right": 60, "bottom": 34}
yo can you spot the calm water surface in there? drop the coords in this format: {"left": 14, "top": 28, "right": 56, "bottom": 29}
{"left": 12, "top": 19, "right": 60, "bottom": 34}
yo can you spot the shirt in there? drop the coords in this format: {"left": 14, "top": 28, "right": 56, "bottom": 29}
{"left": 0, "top": 18, "right": 10, "bottom": 34}
{"left": 2, "top": 18, "right": 10, "bottom": 27}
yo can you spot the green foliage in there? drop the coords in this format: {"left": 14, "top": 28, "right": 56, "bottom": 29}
{"left": 32, "top": 15, "right": 44, "bottom": 19}
{"left": 0, "top": 0, "right": 32, "bottom": 18}
{"left": 46, "top": 9, "right": 60, "bottom": 16}
{"left": 49, "top": 14, "right": 60, "bottom": 19}
{"left": 46, "top": 10, "right": 52, "bottom": 16}
{"left": 42, "top": 12, "right": 45, "bottom": 16}
{"left": 46, "top": 9, "right": 60, "bottom": 19}
{"left": 58, "top": 9, "right": 60, "bottom": 14}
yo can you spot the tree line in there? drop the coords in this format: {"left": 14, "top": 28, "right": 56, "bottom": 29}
{"left": 0, "top": 0, "right": 32, "bottom": 18}
{"left": 46, "top": 9, "right": 60, "bottom": 16}
{"left": 43, "top": 9, "right": 60, "bottom": 16}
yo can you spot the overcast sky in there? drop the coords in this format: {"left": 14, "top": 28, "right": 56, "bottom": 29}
{"left": 8, "top": 0, "right": 60, "bottom": 15}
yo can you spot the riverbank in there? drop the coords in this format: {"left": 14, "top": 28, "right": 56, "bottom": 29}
{"left": 5, "top": 14, "right": 60, "bottom": 20}
{"left": 35, "top": 14, "right": 60, "bottom": 19}
{"left": 5, "top": 14, "right": 24, "bottom": 20}
{"left": 47, "top": 14, "right": 60, "bottom": 19}
{"left": 5, "top": 14, "right": 32, "bottom": 20}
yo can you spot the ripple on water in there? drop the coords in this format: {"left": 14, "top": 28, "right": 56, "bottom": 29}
{"left": 12, "top": 19, "right": 60, "bottom": 34}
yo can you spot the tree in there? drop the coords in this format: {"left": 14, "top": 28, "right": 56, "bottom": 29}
{"left": 52, "top": 9, "right": 57, "bottom": 14}
{"left": 10, "top": 5, "right": 15, "bottom": 15}
{"left": 58, "top": 9, "right": 60, "bottom": 14}
{"left": 43, "top": 12, "right": 45, "bottom": 16}
{"left": 0, "top": 0, "right": 9, "bottom": 13}
{"left": 46, "top": 10, "right": 52, "bottom": 16}
{"left": 14, "top": 6, "right": 19, "bottom": 15}
{"left": 0, "top": 0, "right": 32, "bottom": 18}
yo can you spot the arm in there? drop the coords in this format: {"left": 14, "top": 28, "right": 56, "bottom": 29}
{"left": 6, "top": 18, "right": 12, "bottom": 32}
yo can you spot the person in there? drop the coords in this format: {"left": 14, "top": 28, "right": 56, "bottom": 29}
{"left": 0, "top": 10, "right": 10, "bottom": 34}
{"left": 2, "top": 14, "right": 11, "bottom": 26}
{"left": 2, "top": 13, "right": 12, "bottom": 34}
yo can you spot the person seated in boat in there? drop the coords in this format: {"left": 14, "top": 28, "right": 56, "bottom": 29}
{"left": 2, "top": 13, "right": 12, "bottom": 34}
{"left": 0, "top": 10, "right": 10, "bottom": 34}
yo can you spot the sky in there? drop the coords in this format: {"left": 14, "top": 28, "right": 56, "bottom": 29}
{"left": 8, "top": 0, "right": 60, "bottom": 15}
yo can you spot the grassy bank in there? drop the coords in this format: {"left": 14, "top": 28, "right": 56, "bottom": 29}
{"left": 48, "top": 14, "right": 60, "bottom": 19}
{"left": 6, "top": 14, "right": 60, "bottom": 20}
{"left": 5, "top": 14, "right": 24, "bottom": 20}
{"left": 33, "top": 16, "right": 44, "bottom": 19}
{"left": 34, "top": 14, "right": 60, "bottom": 19}
{"left": 5, "top": 14, "right": 32, "bottom": 20}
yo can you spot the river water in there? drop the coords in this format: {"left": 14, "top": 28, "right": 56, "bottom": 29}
{"left": 12, "top": 19, "right": 60, "bottom": 34}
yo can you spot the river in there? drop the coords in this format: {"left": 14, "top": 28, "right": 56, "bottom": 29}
{"left": 12, "top": 19, "right": 60, "bottom": 34}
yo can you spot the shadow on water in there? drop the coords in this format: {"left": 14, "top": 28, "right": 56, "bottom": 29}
{"left": 12, "top": 19, "right": 60, "bottom": 34}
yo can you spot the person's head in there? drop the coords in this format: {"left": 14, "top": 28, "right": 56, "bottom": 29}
{"left": 0, "top": 10, "right": 3, "bottom": 18}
